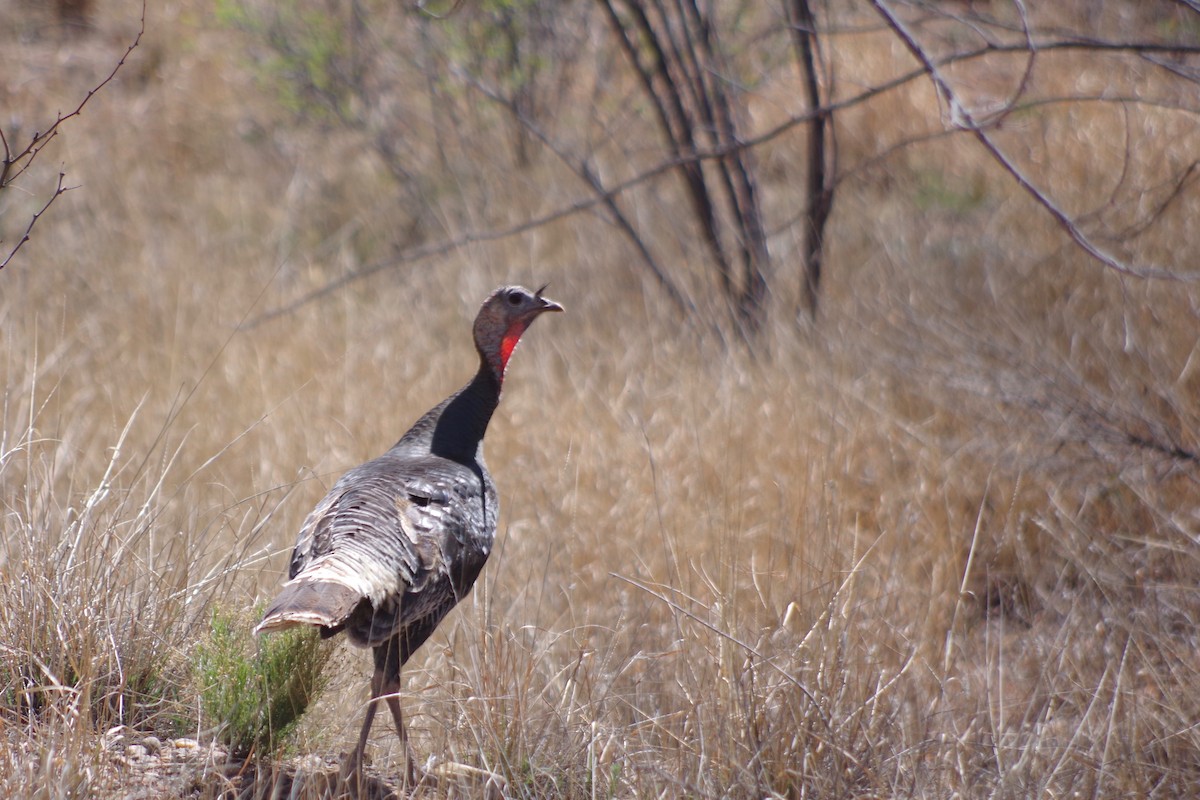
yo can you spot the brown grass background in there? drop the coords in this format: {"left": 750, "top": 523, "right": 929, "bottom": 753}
{"left": 3, "top": 0, "right": 1200, "bottom": 797}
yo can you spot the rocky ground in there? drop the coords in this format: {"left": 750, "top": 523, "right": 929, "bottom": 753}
{"left": 95, "top": 727, "right": 506, "bottom": 798}
{"left": 97, "top": 728, "right": 382, "bottom": 799}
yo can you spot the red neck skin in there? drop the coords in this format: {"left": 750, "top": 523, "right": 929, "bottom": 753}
{"left": 496, "top": 320, "right": 529, "bottom": 382}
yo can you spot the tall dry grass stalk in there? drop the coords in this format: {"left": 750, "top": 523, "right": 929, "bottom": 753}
{"left": 3, "top": 0, "right": 1200, "bottom": 797}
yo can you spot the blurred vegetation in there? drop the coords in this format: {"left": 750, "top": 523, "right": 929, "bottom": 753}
{"left": 2, "top": 0, "right": 1200, "bottom": 797}
{"left": 214, "top": 0, "right": 353, "bottom": 120}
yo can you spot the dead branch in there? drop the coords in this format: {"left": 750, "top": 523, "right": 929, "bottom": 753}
{"left": 685, "top": 0, "right": 770, "bottom": 330}
{"left": 600, "top": 0, "right": 770, "bottom": 331}
{"left": 785, "top": 0, "right": 836, "bottom": 320}
{"left": 598, "top": 0, "right": 735, "bottom": 299}
{"left": 870, "top": 0, "right": 1200, "bottom": 283}
{"left": 247, "top": 10, "right": 1200, "bottom": 326}
{"left": 0, "top": 174, "right": 75, "bottom": 272}
{"left": 0, "top": 1, "right": 144, "bottom": 272}
{"left": 1, "top": 4, "right": 144, "bottom": 188}
{"left": 455, "top": 66, "right": 697, "bottom": 319}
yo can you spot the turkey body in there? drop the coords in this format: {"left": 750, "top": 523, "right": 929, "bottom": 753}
{"left": 254, "top": 284, "right": 561, "bottom": 789}
{"left": 285, "top": 393, "right": 499, "bottom": 663}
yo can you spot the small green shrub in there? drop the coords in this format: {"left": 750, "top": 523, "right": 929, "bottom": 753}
{"left": 914, "top": 168, "right": 987, "bottom": 215}
{"left": 192, "top": 606, "right": 335, "bottom": 757}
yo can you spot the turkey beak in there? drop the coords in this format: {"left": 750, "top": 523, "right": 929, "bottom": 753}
{"left": 534, "top": 285, "right": 563, "bottom": 314}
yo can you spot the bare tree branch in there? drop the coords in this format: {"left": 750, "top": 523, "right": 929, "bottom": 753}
{"left": 454, "top": 66, "right": 697, "bottom": 318}
{"left": 785, "top": 0, "right": 836, "bottom": 320}
{"left": 247, "top": 10, "right": 1200, "bottom": 325}
{"left": 685, "top": 0, "right": 770, "bottom": 330}
{"left": 598, "top": 0, "right": 736, "bottom": 297}
{"left": 249, "top": 80, "right": 1200, "bottom": 328}
{"left": 751, "top": 36, "right": 1200, "bottom": 160}
{"left": 598, "top": 0, "right": 771, "bottom": 330}
{"left": 0, "top": 173, "right": 76, "bottom": 272}
{"left": 870, "top": 0, "right": 1200, "bottom": 282}
{"left": 0, "top": 1, "right": 144, "bottom": 272}
{"left": 1, "top": 3, "right": 144, "bottom": 188}
{"left": 1097, "top": 161, "right": 1200, "bottom": 243}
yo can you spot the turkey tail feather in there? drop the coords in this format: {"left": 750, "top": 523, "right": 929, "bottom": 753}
{"left": 254, "top": 580, "right": 363, "bottom": 636}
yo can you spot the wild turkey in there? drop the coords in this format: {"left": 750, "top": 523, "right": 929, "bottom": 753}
{"left": 255, "top": 284, "right": 562, "bottom": 787}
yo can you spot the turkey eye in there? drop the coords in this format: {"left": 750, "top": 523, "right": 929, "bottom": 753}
{"left": 506, "top": 292, "right": 522, "bottom": 306}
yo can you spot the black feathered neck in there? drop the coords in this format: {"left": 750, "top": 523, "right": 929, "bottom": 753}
{"left": 395, "top": 357, "right": 502, "bottom": 464}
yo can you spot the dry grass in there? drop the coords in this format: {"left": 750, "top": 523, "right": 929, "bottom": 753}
{"left": 3, "top": 0, "right": 1200, "bottom": 797}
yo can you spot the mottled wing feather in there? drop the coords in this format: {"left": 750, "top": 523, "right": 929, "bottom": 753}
{"left": 285, "top": 450, "right": 496, "bottom": 650}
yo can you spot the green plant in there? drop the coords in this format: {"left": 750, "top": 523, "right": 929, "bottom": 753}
{"left": 914, "top": 168, "right": 987, "bottom": 215}
{"left": 216, "top": 0, "right": 351, "bottom": 121}
{"left": 192, "top": 606, "right": 335, "bottom": 757}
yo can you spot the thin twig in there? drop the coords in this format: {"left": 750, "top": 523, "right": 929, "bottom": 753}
{"left": 454, "top": 67, "right": 696, "bottom": 318}
{"left": 0, "top": 1, "right": 145, "bottom": 272}
{"left": 1, "top": 2, "right": 145, "bottom": 188}
{"left": 870, "top": 0, "right": 1199, "bottom": 282}
{"left": 0, "top": 173, "right": 75, "bottom": 272}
